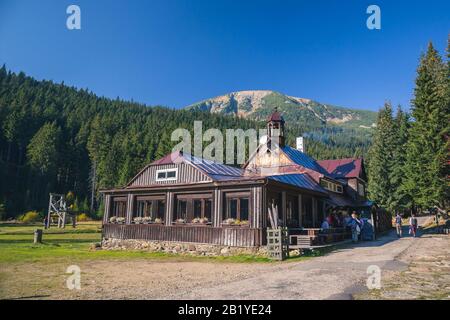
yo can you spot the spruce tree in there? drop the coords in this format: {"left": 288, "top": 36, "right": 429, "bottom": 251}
{"left": 368, "top": 102, "right": 396, "bottom": 210}
{"left": 404, "top": 42, "right": 449, "bottom": 210}
{"left": 389, "top": 106, "right": 410, "bottom": 212}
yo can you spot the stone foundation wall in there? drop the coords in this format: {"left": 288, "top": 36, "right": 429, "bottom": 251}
{"left": 102, "top": 238, "right": 268, "bottom": 257}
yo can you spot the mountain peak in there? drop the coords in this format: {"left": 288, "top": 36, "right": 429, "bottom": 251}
{"left": 186, "top": 90, "right": 377, "bottom": 129}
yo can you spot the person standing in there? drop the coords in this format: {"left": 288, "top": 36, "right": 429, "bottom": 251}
{"left": 409, "top": 214, "right": 418, "bottom": 237}
{"left": 350, "top": 212, "right": 361, "bottom": 243}
{"left": 395, "top": 213, "right": 403, "bottom": 237}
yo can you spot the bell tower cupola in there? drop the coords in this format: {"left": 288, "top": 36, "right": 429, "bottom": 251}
{"left": 267, "top": 108, "right": 285, "bottom": 147}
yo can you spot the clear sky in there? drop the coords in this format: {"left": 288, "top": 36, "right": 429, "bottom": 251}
{"left": 0, "top": 0, "right": 449, "bottom": 111}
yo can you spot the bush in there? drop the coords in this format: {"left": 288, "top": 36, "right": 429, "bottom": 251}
{"left": 77, "top": 213, "right": 90, "bottom": 222}
{"left": 20, "top": 211, "right": 40, "bottom": 223}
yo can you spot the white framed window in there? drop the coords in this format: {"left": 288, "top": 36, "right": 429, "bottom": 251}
{"left": 156, "top": 168, "right": 178, "bottom": 181}
{"left": 320, "top": 179, "right": 343, "bottom": 194}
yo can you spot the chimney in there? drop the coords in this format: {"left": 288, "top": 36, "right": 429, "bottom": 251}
{"left": 296, "top": 137, "right": 305, "bottom": 153}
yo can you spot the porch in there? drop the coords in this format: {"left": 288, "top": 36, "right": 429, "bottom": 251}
{"left": 103, "top": 223, "right": 266, "bottom": 247}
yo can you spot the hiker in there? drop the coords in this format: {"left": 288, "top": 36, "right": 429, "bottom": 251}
{"left": 395, "top": 212, "right": 402, "bottom": 238}
{"left": 350, "top": 212, "right": 362, "bottom": 243}
{"left": 321, "top": 218, "right": 330, "bottom": 230}
{"left": 409, "top": 214, "right": 418, "bottom": 237}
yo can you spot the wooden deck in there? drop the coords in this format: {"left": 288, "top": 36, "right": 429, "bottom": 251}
{"left": 103, "top": 223, "right": 266, "bottom": 247}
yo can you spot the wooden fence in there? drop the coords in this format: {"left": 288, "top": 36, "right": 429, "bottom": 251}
{"left": 103, "top": 223, "right": 266, "bottom": 247}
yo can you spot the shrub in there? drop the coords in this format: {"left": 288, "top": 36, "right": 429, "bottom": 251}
{"left": 77, "top": 213, "right": 90, "bottom": 222}
{"left": 21, "top": 211, "right": 40, "bottom": 223}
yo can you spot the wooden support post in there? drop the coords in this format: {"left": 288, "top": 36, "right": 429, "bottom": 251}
{"left": 213, "top": 189, "right": 222, "bottom": 227}
{"left": 62, "top": 211, "right": 66, "bottom": 228}
{"left": 46, "top": 194, "right": 53, "bottom": 229}
{"left": 281, "top": 191, "right": 287, "bottom": 227}
{"left": 126, "top": 194, "right": 134, "bottom": 224}
{"left": 34, "top": 229, "right": 43, "bottom": 244}
{"left": 312, "top": 197, "right": 317, "bottom": 227}
{"left": 298, "top": 194, "right": 303, "bottom": 228}
{"left": 103, "top": 195, "right": 111, "bottom": 224}
{"left": 165, "top": 192, "right": 173, "bottom": 226}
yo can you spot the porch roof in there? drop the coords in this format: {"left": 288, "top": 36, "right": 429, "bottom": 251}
{"left": 268, "top": 173, "right": 327, "bottom": 194}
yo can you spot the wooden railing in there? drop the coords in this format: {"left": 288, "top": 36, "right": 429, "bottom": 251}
{"left": 288, "top": 227, "right": 351, "bottom": 247}
{"left": 103, "top": 223, "right": 266, "bottom": 247}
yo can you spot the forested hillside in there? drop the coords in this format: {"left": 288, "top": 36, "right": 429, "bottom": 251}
{"left": 0, "top": 67, "right": 372, "bottom": 218}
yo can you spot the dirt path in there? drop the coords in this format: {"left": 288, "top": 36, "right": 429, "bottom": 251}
{"left": 2, "top": 217, "right": 448, "bottom": 300}
{"left": 171, "top": 230, "right": 416, "bottom": 300}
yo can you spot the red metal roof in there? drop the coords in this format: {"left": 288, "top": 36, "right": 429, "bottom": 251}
{"left": 318, "top": 158, "right": 363, "bottom": 179}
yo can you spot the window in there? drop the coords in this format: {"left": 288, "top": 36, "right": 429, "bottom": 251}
{"left": 134, "top": 196, "right": 165, "bottom": 222}
{"left": 174, "top": 194, "right": 213, "bottom": 224}
{"left": 112, "top": 197, "right": 127, "bottom": 218}
{"left": 224, "top": 193, "right": 251, "bottom": 224}
{"left": 240, "top": 198, "right": 249, "bottom": 221}
{"left": 156, "top": 168, "right": 178, "bottom": 181}
{"left": 193, "top": 200, "right": 202, "bottom": 217}
{"left": 320, "top": 179, "right": 343, "bottom": 194}
{"left": 227, "top": 199, "right": 237, "bottom": 219}
{"left": 204, "top": 199, "right": 212, "bottom": 221}
{"left": 176, "top": 199, "right": 188, "bottom": 220}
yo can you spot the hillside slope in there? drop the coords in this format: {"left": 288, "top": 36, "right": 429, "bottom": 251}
{"left": 187, "top": 90, "right": 377, "bottom": 129}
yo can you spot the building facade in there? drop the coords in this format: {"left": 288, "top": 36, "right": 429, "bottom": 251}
{"left": 101, "top": 111, "right": 373, "bottom": 247}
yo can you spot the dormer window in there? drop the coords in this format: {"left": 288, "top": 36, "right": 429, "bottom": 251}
{"left": 156, "top": 168, "right": 178, "bottom": 181}
{"left": 320, "top": 179, "right": 343, "bottom": 194}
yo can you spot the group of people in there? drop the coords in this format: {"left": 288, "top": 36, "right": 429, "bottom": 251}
{"left": 321, "top": 210, "right": 364, "bottom": 243}
{"left": 395, "top": 213, "right": 418, "bottom": 238}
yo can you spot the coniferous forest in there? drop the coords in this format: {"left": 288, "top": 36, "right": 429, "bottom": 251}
{"left": 0, "top": 38, "right": 448, "bottom": 219}
{"left": 367, "top": 41, "right": 449, "bottom": 214}
{"left": 0, "top": 66, "right": 371, "bottom": 219}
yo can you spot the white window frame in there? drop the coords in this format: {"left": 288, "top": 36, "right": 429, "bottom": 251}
{"left": 320, "top": 178, "right": 343, "bottom": 194}
{"left": 156, "top": 168, "right": 178, "bottom": 182}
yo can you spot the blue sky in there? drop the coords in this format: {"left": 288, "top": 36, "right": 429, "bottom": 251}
{"left": 0, "top": 0, "right": 448, "bottom": 111}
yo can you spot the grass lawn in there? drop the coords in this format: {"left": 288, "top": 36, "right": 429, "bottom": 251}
{"left": 0, "top": 222, "right": 314, "bottom": 299}
{"left": 0, "top": 222, "right": 290, "bottom": 264}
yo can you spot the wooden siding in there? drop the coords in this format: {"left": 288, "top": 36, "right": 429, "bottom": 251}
{"left": 103, "top": 224, "right": 266, "bottom": 247}
{"left": 246, "top": 144, "right": 293, "bottom": 170}
{"left": 129, "top": 163, "right": 211, "bottom": 187}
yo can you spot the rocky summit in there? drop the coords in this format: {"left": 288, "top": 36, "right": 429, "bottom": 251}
{"left": 186, "top": 90, "right": 377, "bottom": 129}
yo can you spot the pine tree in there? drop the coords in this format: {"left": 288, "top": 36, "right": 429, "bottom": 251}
{"left": 403, "top": 42, "right": 449, "bottom": 210}
{"left": 389, "top": 106, "right": 410, "bottom": 212}
{"left": 27, "top": 122, "right": 61, "bottom": 176}
{"left": 368, "top": 102, "right": 396, "bottom": 210}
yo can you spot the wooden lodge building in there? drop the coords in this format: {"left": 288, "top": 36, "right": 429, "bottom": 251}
{"left": 101, "top": 111, "right": 378, "bottom": 248}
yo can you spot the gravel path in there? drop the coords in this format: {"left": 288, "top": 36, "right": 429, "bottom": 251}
{"left": 172, "top": 229, "right": 416, "bottom": 300}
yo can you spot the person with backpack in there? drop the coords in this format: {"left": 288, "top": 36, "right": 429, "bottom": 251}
{"left": 409, "top": 214, "right": 418, "bottom": 237}
{"left": 350, "top": 212, "right": 362, "bottom": 243}
{"left": 395, "top": 213, "right": 403, "bottom": 238}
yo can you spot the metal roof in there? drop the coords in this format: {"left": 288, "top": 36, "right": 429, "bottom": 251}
{"left": 318, "top": 158, "right": 363, "bottom": 179}
{"left": 182, "top": 153, "right": 245, "bottom": 180}
{"left": 268, "top": 173, "right": 327, "bottom": 194}
{"left": 281, "top": 146, "right": 330, "bottom": 175}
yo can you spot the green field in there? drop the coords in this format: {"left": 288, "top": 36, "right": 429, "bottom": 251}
{"left": 0, "top": 222, "right": 284, "bottom": 264}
